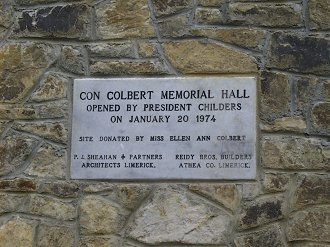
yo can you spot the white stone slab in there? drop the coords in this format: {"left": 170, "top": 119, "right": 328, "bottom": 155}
{"left": 71, "top": 77, "right": 257, "bottom": 179}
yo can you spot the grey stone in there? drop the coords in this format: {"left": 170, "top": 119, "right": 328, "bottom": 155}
{"left": 158, "top": 13, "right": 191, "bottom": 38}
{"left": 198, "top": 0, "right": 226, "bottom": 7}
{"left": 312, "top": 102, "right": 330, "bottom": 133}
{"left": 268, "top": 32, "right": 330, "bottom": 76}
{"left": 287, "top": 205, "right": 330, "bottom": 242}
{"left": 0, "top": 134, "right": 38, "bottom": 176}
{"left": 228, "top": 3, "right": 302, "bottom": 27}
{"left": 13, "top": 121, "right": 68, "bottom": 144}
{"left": 60, "top": 46, "right": 87, "bottom": 75}
{"left": 235, "top": 224, "right": 286, "bottom": 247}
{"left": 262, "top": 172, "right": 290, "bottom": 193}
{"left": 309, "top": 0, "right": 330, "bottom": 30}
{"left": 38, "top": 224, "right": 75, "bottom": 247}
{"left": 137, "top": 42, "right": 158, "bottom": 58}
{"left": 262, "top": 136, "right": 330, "bottom": 170}
{"left": 15, "top": 5, "right": 91, "bottom": 40}
{"left": 238, "top": 195, "right": 285, "bottom": 229}
{"left": 27, "top": 194, "right": 76, "bottom": 220}
{"left": 292, "top": 174, "right": 330, "bottom": 209}
{"left": 79, "top": 195, "right": 127, "bottom": 234}
{"left": 27, "top": 143, "right": 66, "bottom": 179}
{"left": 126, "top": 187, "right": 232, "bottom": 245}
{"left": 195, "top": 7, "right": 225, "bottom": 25}
{"left": 88, "top": 43, "right": 135, "bottom": 58}
{"left": 0, "top": 193, "right": 26, "bottom": 215}
{"left": 152, "top": 0, "right": 194, "bottom": 17}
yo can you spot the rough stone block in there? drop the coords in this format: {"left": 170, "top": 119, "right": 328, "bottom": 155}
{"left": 260, "top": 71, "right": 290, "bottom": 120}
{"left": 260, "top": 117, "right": 307, "bottom": 133}
{"left": 95, "top": 0, "right": 155, "bottom": 39}
{"left": 115, "top": 184, "right": 152, "bottom": 210}
{"left": 188, "top": 183, "right": 240, "bottom": 211}
{"left": 268, "top": 32, "right": 330, "bottom": 76}
{"left": 262, "top": 172, "right": 290, "bottom": 193}
{"left": 287, "top": 206, "right": 330, "bottom": 242}
{"left": 238, "top": 195, "right": 285, "bottom": 229}
{"left": 158, "top": 13, "right": 191, "bottom": 38}
{"left": 0, "top": 121, "right": 9, "bottom": 136}
{"left": 198, "top": 0, "right": 226, "bottom": 7}
{"left": 309, "top": 0, "right": 330, "bottom": 30}
{"left": 292, "top": 174, "right": 330, "bottom": 209}
{"left": 262, "top": 136, "right": 330, "bottom": 170}
{"left": 79, "top": 195, "right": 127, "bottom": 234}
{"left": 163, "top": 40, "right": 257, "bottom": 74}
{"left": 60, "top": 46, "right": 87, "bottom": 75}
{"left": 228, "top": 3, "right": 302, "bottom": 27}
{"left": 15, "top": 4, "right": 91, "bottom": 40}
{"left": 0, "top": 0, "right": 13, "bottom": 39}
{"left": 0, "top": 217, "right": 34, "bottom": 247}
{"left": 79, "top": 236, "right": 133, "bottom": 247}
{"left": 27, "top": 143, "right": 66, "bottom": 179}
{"left": 0, "top": 178, "right": 37, "bottom": 192}
{"left": 137, "top": 42, "right": 158, "bottom": 58}
{"left": 126, "top": 187, "right": 232, "bottom": 245}
{"left": 29, "top": 73, "right": 68, "bottom": 102}
{"left": 152, "top": 0, "right": 194, "bottom": 17}
{"left": 195, "top": 7, "right": 225, "bottom": 25}
{"left": 27, "top": 194, "right": 76, "bottom": 220}
{"left": 235, "top": 224, "right": 286, "bottom": 247}
{"left": 0, "top": 42, "right": 57, "bottom": 103}
{"left": 17, "top": 0, "right": 81, "bottom": 5}
{"left": 13, "top": 121, "right": 68, "bottom": 144}
{"left": 90, "top": 60, "right": 168, "bottom": 75}
{"left": 38, "top": 224, "right": 75, "bottom": 247}
{"left": 0, "top": 193, "right": 26, "bottom": 215}
{"left": 0, "top": 134, "right": 38, "bottom": 176}
{"left": 39, "top": 181, "right": 80, "bottom": 198}
{"left": 312, "top": 102, "right": 330, "bottom": 132}
{"left": 296, "top": 77, "right": 318, "bottom": 111}
{"left": 88, "top": 43, "right": 135, "bottom": 58}
{"left": 192, "top": 27, "right": 266, "bottom": 51}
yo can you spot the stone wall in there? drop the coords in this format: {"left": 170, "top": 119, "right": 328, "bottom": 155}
{"left": 0, "top": 0, "right": 329, "bottom": 246}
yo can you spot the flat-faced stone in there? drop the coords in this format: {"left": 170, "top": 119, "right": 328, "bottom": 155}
{"left": 0, "top": 217, "right": 34, "bottom": 247}
{"left": 238, "top": 195, "right": 285, "bottom": 229}
{"left": 15, "top": 5, "right": 91, "bottom": 40}
{"left": 268, "top": 32, "right": 330, "bottom": 76}
{"left": 17, "top": 0, "right": 82, "bottom": 5}
{"left": 0, "top": 178, "right": 37, "bottom": 192}
{"left": 13, "top": 121, "right": 67, "bottom": 144}
{"left": 152, "top": 0, "right": 194, "bottom": 17}
{"left": 292, "top": 174, "right": 330, "bottom": 209}
{"left": 60, "top": 46, "right": 86, "bottom": 75}
{"left": 312, "top": 102, "right": 330, "bottom": 132}
{"left": 137, "top": 42, "right": 158, "bottom": 58}
{"left": 0, "top": 121, "right": 9, "bottom": 136}
{"left": 262, "top": 136, "right": 330, "bottom": 170}
{"left": 260, "top": 117, "right": 307, "bottom": 133}
{"left": 30, "top": 73, "right": 68, "bottom": 102}
{"left": 79, "top": 195, "right": 127, "bottom": 234}
{"left": 198, "top": 0, "right": 226, "bottom": 7}
{"left": 0, "top": 193, "right": 26, "bottom": 215}
{"left": 260, "top": 71, "right": 290, "bottom": 121}
{"left": 39, "top": 181, "right": 80, "bottom": 198}
{"left": 262, "top": 172, "right": 290, "bottom": 193}
{"left": 228, "top": 3, "right": 302, "bottom": 27}
{"left": 309, "top": 0, "right": 330, "bottom": 30}
{"left": 96, "top": 0, "right": 155, "bottom": 39}
{"left": 287, "top": 206, "right": 330, "bottom": 242}
{"left": 192, "top": 27, "right": 266, "bottom": 51}
{"left": 79, "top": 236, "right": 135, "bottom": 247}
{"left": 163, "top": 40, "right": 257, "bottom": 74}
{"left": 235, "top": 224, "right": 286, "bottom": 247}
{"left": 88, "top": 43, "right": 135, "bottom": 58}
{"left": 27, "top": 143, "right": 66, "bottom": 179}
{"left": 27, "top": 194, "right": 76, "bottom": 220}
{"left": 0, "top": 134, "right": 38, "bottom": 176}
{"left": 0, "top": 0, "right": 13, "bottom": 39}
{"left": 241, "top": 183, "right": 261, "bottom": 200}
{"left": 0, "top": 105, "right": 37, "bottom": 120}
{"left": 188, "top": 183, "right": 240, "bottom": 211}
{"left": 158, "top": 13, "right": 191, "bottom": 38}
{"left": 296, "top": 77, "right": 318, "bottom": 112}
{"left": 90, "top": 60, "right": 168, "bottom": 75}
{"left": 126, "top": 187, "right": 232, "bottom": 245}
{"left": 0, "top": 43, "right": 56, "bottom": 103}
{"left": 38, "top": 224, "right": 75, "bottom": 247}
{"left": 115, "top": 184, "right": 152, "bottom": 210}
{"left": 195, "top": 7, "right": 225, "bottom": 25}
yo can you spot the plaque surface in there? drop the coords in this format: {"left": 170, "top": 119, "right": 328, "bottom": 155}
{"left": 71, "top": 77, "right": 257, "bottom": 179}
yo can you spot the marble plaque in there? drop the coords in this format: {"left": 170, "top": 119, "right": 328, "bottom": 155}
{"left": 71, "top": 77, "right": 257, "bottom": 179}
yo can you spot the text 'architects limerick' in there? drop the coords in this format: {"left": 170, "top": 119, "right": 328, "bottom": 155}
{"left": 71, "top": 77, "right": 257, "bottom": 179}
